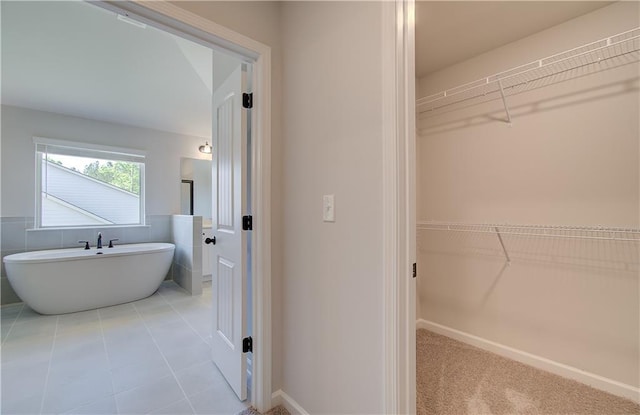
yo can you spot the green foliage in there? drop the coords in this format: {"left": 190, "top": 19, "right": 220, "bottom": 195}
{"left": 82, "top": 161, "right": 140, "bottom": 195}
{"left": 47, "top": 158, "right": 66, "bottom": 167}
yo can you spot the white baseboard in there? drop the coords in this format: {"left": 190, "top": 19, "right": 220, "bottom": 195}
{"left": 417, "top": 319, "right": 640, "bottom": 404}
{"left": 271, "top": 389, "right": 309, "bottom": 415}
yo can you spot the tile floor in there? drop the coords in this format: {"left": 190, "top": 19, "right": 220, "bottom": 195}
{"left": 1, "top": 281, "right": 249, "bottom": 415}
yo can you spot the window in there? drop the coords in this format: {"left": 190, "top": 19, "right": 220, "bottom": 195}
{"left": 35, "top": 138, "right": 145, "bottom": 228}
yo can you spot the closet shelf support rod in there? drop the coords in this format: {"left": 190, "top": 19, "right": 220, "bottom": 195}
{"left": 494, "top": 227, "right": 511, "bottom": 264}
{"left": 497, "top": 79, "right": 512, "bottom": 125}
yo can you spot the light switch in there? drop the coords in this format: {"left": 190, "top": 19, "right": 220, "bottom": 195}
{"left": 323, "top": 194, "right": 335, "bottom": 222}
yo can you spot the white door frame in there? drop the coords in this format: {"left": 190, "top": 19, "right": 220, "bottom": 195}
{"left": 96, "top": 1, "right": 272, "bottom": 412}
{"left": 382, "top": 1, "right": 416, "bottom": 414}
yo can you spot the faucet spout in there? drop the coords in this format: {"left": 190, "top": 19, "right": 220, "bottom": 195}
{"left": 97, "top": 232, "right": 103, "bottom": 249}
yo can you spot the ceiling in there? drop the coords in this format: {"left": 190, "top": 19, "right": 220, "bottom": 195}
{"left": 415, "top": 1, "right": 614, "bottom": 78}
{"left": 3, "top": 1, "right": 616, "bottom": 132}
{"left": 1, "top": 1, "right": 241, "bottom": 138}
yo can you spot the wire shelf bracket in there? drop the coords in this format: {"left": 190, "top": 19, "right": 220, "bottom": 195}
{"left": 494, "top": 226, "right": 511, "bottom": 264}
{"left": 497, "top": 80, "right": 512, "bottom": 126}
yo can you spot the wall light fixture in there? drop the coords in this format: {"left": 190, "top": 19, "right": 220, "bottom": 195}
{"left": 199, "top": 142, "right": 212, "bottom": 154}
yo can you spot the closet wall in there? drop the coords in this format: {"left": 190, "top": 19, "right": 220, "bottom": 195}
{"left": 416, "top": 1, "right": 639, "bottom": 394}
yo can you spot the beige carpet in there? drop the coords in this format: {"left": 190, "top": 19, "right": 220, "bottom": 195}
{"left": 417, "top": 329, "right": 640, "bottom": 415}
{"left": 237, "top": 405, "right": 290, "bottom": 415}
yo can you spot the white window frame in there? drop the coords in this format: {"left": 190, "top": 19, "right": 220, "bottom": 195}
{"left": 34, "top": 137, "right": 146, "bottom": 229}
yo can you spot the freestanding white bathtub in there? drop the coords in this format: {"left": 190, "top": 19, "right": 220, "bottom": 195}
{"left": 3, "top": 243, "right": 175, "bottom": 315}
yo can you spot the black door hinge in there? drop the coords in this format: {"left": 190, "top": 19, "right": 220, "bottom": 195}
{"left": 242, "top": 93, "right": 253, "bottom": 109}
{"left": 413, "top": 263, "right": 417, "bottom": 278}
{"left": 242, "top": 336, "right": 253, "bottom": 353}
{"left": 242, "top": 215, "right": 253, "bottom": 231}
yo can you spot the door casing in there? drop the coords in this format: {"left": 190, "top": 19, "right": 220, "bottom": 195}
{"left": 94, "top": 1, "right": 273, "bottom": 411}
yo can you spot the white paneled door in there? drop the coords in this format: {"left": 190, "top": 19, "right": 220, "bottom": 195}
{"left": 210, "top": 65, "right": 249, "bottom": 401}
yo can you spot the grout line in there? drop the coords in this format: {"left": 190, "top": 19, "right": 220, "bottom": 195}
{"left": 158, "top": 282, "right": 250, "bottom": 412}
{"left": 150, "top": 398, "right": 193, "bottom": 415}
{"left": 38, "top": 314, "right": 60, "bottom": 415}
{"left": 1, "top": 303, "right": 25, "bottom": 346}
{"left": 161, "top": 283, "right": 212, "bottom": 345}
{"left": 96, "top": 308, "right": 119, "bottom": 414}
{"left": 4, "top": 285, "right": 211, "bottom": 415}
{"left": 131, "top": 299, "right": 198, "bottom": 415}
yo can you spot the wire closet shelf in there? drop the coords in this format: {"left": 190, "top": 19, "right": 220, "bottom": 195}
{"left": 417, "top": 222, "right": 640, "bottom": 243}
{"left": 416, "top": 27, "right": 640, "bottom": 117}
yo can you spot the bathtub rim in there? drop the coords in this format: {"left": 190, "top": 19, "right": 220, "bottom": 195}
{"left": 2, "top": 242, "right": 175, "bottom": 264}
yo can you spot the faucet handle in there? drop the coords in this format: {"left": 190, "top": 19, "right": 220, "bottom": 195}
{"left": 108, "top": 239, "right": 119, "bottom": 248}
{"left": 78, "top": 241, "right": 90, "bottom": 250}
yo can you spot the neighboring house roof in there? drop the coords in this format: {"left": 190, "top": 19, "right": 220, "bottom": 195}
{"left": 42, "top": 194, "right": 111, "bottom": 227}
{"left": 42, "top": 161, "right": 139, "bottom": 225}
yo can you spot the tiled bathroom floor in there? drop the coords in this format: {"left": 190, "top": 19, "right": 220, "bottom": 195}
{"left": 1, "top": 281, "right": 249, "bottom": 415}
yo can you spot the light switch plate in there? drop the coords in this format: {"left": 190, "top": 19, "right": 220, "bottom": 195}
{"left": 323, "top": 194, "right": 335, "bottom": 222}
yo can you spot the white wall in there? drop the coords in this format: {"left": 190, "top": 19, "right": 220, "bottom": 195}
{"left": 280, "top": 2, "right": 384, "bottom": 413}
{"left": 416, "top": 2, "right": 639, "bottom": 391}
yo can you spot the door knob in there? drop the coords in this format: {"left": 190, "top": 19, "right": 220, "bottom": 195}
{"left": 205, "top": 236, "right": 216, "bottom": 245}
